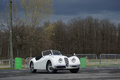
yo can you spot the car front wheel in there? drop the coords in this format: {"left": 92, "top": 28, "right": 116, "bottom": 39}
{"left": 46, "top": 61, "right": 57, "bottom": 73}
{"left": 70, "top": 68, "right": 79, "bottom": 73}
{"left": 30, "top": 62, "right": 37, "bottom": 73}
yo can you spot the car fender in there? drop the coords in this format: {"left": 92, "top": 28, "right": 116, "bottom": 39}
{"left": 29, "top": 58, "right": 36, "bottom": 68}
{"left": 45, "top": 56, "right": 56, "bottom": 68}
{"left": 68, "top": 56, "right": 81, "bottom": 66}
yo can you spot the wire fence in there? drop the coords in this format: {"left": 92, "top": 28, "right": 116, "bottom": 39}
{"left": 76, "top": 54, "right": 98, "bottom": 68}
{"left": 100, "top": 54, "right": 120, "bottom": 68}
{"left": 1, "top": 54, "right": 120, "bottom": 69}
{"left": 0, "top": 57, "right": 33, "bottom": 69}
{"left": 0, "top": 59, "right": 10, "bottom": 68}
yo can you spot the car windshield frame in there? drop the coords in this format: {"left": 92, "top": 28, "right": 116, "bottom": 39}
{"left": 42, "top": 50, "right": 62, "bottom": 56}
{"left": 42, "top": 50, "right": 51, "bottom": 56}
{"left": 51, "top": 50, "right": 62, "bottom": 55}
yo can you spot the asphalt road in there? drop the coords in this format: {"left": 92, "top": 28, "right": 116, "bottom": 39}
{"left": 0, "top": 68, "right": 120, "bottom": 80}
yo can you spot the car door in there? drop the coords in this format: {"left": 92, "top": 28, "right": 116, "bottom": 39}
{"left": 35, "top": 50, "right": 51, "bottom": 69}
{"left": 34, "top": 56, "right": 44, "bottom": 69}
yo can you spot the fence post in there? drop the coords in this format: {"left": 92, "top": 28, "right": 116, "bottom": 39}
{"left": 2, "top": 60, "right": 3, "bottom": 65}
{"left": 9, "top": 60, "right": 10, "bottom": 67}
{"left": 96, "top": 54, "right": 98, "bottom": 68}
{"left": 100, "top": 54, "right": 101, "bottom": 68}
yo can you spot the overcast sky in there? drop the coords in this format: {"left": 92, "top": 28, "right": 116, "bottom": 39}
{"left": 0, "top": 0, "right": 120, "bottom": 24}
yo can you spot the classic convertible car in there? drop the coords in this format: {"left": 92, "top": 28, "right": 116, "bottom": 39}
{"left": 29, "top": 50, "right": 80, "bottom": 73}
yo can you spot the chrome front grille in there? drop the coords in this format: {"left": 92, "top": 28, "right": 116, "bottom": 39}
{"left": 64, "top": 58, "right": 69, "bottom": 67}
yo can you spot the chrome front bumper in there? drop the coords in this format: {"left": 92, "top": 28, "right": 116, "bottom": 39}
{"left": 54, "top": 64, "right": 80, "bottom": 69}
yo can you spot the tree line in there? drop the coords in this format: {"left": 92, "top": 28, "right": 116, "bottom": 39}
{"left": 0, "top": 16, "right": 120, "bottom": 59}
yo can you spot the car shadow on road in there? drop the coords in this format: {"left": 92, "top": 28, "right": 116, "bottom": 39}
{"left": 31, "top": 70, "right": 72, "bottom": 74}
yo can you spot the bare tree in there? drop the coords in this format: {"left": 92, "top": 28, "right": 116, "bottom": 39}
{"left": 21, "top": 0, "right": 54, "bottom": 28}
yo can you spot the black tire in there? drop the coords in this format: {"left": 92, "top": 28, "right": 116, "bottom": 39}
{"left": 30, "top": 62, "right": 37, "bottom": 73}
{"left": 46, "top": 61, "right": 57, "bottom": 73}
{"left": 70, "top": 68, "right": 79, "bottom": 73}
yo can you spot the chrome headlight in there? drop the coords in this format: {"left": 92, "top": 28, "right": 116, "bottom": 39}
{"left": 58, "top": 58, "right": 63, "bottom": 63}
{"left": 72, "top": 58, "right": 76, "bottom": 63}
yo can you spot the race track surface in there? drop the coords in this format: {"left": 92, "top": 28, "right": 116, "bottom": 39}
{"left": 0, "top": 68, "right": 120, "bottom": 80}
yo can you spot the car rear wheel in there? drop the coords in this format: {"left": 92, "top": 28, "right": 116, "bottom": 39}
{"left": 70, "top": 68, "right": 79, "bottom": 73}
{"left": 46, "top": 61, "right": 57, "bottom": 73}
{"left": 30, "top": 62, "right": 37, "bottom": 73}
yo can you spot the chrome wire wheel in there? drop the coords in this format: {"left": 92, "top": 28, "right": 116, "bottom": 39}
{"left": 48, "top": 62, "right": 53, "bottom": 72}
{"left": 30, "top": 63, "right": 34, "bottom": 71}
{"left": 46, "top": 61, "right": 57, "bottom": 73}
{"left": 30, "top": 62, "right": 36, "bottom": 73}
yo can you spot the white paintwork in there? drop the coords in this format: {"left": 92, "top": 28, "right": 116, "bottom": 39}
{"left": 29, "top": 50, "right": 81, "bottom": 70}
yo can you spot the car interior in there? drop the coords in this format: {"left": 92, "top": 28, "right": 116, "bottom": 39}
{"left": 35, "top": 56, "right": 42, "bottom": 60}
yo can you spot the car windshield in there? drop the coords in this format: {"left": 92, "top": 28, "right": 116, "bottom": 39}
{"left": 52, "top": 50, "right": 62, "bottom": 55}
{"left": 42, "top": 50, "right": 51, "bottom": 56}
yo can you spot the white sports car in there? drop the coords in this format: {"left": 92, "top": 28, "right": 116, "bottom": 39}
{"left": 29, "top": 50, "right": 80, "bottom": 73}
